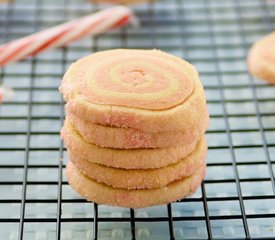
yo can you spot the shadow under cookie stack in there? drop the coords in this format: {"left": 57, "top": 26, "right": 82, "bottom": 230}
{"left": 60, "top": 49, "right": 209, "bottom": 208}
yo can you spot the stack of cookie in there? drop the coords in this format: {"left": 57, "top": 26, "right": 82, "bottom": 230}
{"left": 60, "top": 49, "right": 209, "bottom": 208}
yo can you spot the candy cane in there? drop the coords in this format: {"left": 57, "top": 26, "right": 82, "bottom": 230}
{"left": 0, "top": 6, "right": 135, "bottom": 66}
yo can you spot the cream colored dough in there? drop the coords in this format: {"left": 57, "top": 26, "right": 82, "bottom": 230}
{"left": 67, "top": 111, "right": 207, "bottom": 149}
{"left": 248, "top": 31, "right": 275, "bottom": 84}
{"left": 68, "top": 137, "right": 207, "bottom": 189}
{"left": 61, "top": 121, "right": 200, "bottom": 169}
{"left": 66, "top": 161, "right": 206, "bottom": 208}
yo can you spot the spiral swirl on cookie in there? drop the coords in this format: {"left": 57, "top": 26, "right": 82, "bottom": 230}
{"left": 62, "top": 49, "right": 196, "bottom": 110}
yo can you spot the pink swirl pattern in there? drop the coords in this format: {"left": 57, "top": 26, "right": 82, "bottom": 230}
{"left": 62, "top": 49, "right": 194, "bottom": 110}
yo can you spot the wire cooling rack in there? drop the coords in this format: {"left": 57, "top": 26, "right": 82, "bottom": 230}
{"left": 0, "top": 0, "right": 275, "bottom": 239}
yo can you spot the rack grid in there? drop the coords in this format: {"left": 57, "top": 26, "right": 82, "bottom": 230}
{"left": 0, "top": 0, "right": 275, "bottom": 239}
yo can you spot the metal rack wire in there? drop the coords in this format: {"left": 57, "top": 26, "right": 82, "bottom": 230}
{"left": 0, "top": 0, "right": 275, "bottom": 239}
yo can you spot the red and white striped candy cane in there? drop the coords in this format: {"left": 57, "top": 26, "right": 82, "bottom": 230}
{"left": 0, "top": 6, "right": 135, "bottom": 66}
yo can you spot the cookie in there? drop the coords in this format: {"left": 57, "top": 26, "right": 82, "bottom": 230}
{"left": 66, "top": 160, "right": 206, "bottom": 208}
{"left": 61, "top": 120, "right": 199, "bottom": 169}
{"left": 60, "top": 49, "right": 209, "bottom": 133}
{"left": 68, "top": 136, "right": 207, "bottom": 189}
{"left": 248, "top": 31, "right": 275, "bottom": 84}
{"left": 67, "top": 111, "right": 208, "bottom": 149}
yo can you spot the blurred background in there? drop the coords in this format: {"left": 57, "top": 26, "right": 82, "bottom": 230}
{"left": 0, "top": 0, "right": 275, "bottom": 239}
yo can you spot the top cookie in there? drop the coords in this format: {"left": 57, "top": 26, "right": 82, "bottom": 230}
{"left": 61, "top": 49, "right": 195, "bottom": 110}
{"left": 60, "top": 49, "right": 208, "bottom": 132}
{"left": 247, "top": 31, "right": 275, "bottom": 84}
